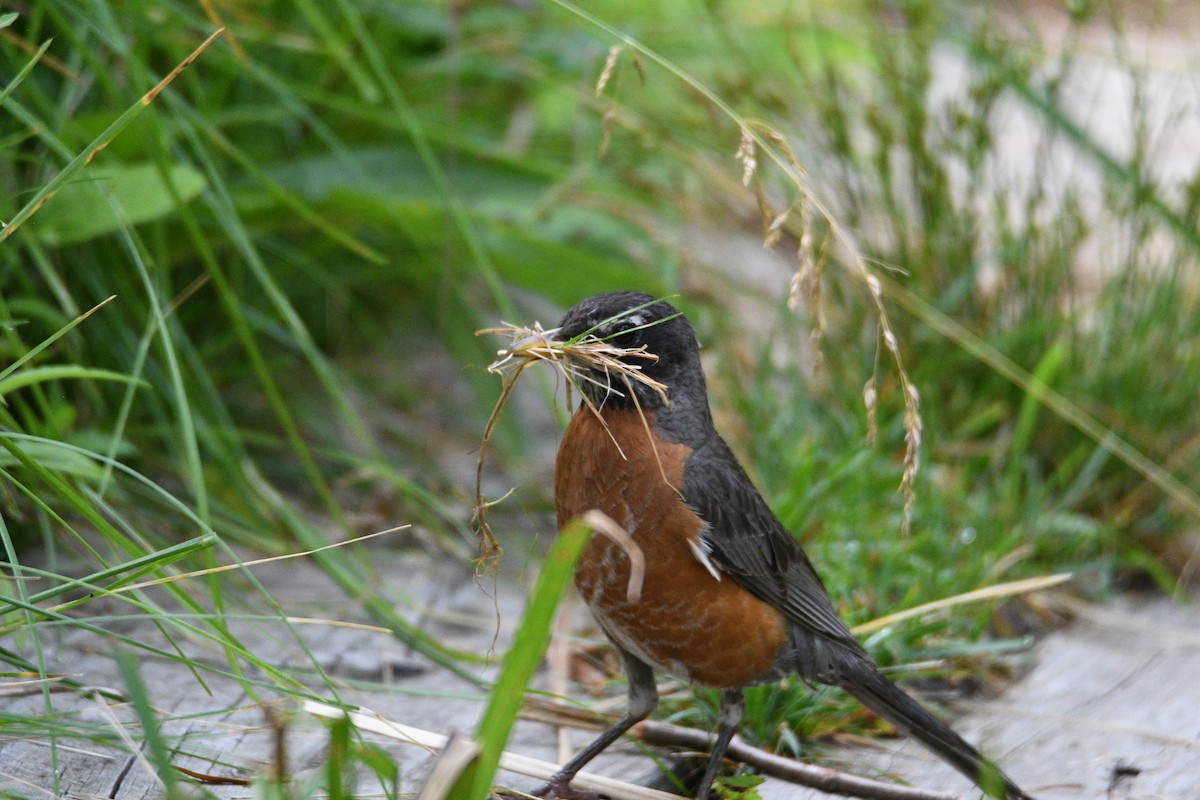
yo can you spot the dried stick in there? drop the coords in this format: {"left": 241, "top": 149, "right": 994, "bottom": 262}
{"left": 636, "top": 719, "right": 962, "bottom": 800}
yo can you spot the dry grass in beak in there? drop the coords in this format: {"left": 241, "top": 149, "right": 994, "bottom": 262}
{"left": 472, "top": 321, "right": 668, "bottom": 568}
{"left": 483, "top": 323, "right": 667, "bottom": 405}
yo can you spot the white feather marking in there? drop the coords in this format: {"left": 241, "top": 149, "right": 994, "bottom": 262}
{"left": 688, "top": 536, "right": 722, "bottom": 582}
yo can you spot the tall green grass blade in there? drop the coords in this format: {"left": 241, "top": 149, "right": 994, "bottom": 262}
{"left": 0, "top": 296, "right": 115, "bottom": 385}
{"left": 196, "top": 120, "right": 386, "bottom": 264}
{"left": 452, "top": 517, "right": 592, "bottom": 798}
{"left": 112, "top": 217, "right": 211, "bottom": 523}
{"left": 1005, "top": 341, "right": 1066, "bottom": 506}
{"left": 0, "top": 534, "right": 215, "bottom": 618}
{"left": 169, "top": 131, "right": 386, "bottom": 469}
{"left": 0, "top": 39, "right": 50, "bottom": 108}
{"left": 357, "top": 742, "right": 400, "bottom": 800}
{"left": 326, "top": 710, "right": 353, "bottom": 800}
{"left": 328, "top": 0, "right": 515, "bottom": 319}
{"left": 0, "top": 365, "right": 148, "bottom": 396}
{"left": 290, "top": 1, "right": 379, "bottom": 103}
{"left": 114, "top": 650, "right": 182, "bottom": 795}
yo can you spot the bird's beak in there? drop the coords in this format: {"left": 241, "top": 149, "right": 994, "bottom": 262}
{"left": 504, "top": 326, "right": 562, "bottom": 357}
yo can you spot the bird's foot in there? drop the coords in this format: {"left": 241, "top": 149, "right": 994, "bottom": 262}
{"left": 509, "top": 775, "right": 608, "bottom": 800}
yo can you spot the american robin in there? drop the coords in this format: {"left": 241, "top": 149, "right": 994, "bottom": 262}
{"left": 510, "top": 291, "right": 1034, "bottom": 800}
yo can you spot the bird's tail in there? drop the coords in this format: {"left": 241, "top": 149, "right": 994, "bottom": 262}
{"left": 834, "top": 658, "right": 1034, "bottom": 800}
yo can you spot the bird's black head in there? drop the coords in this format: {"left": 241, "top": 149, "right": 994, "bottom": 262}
{"left": 554, "top": 292, "right": 709, "bottom": 426}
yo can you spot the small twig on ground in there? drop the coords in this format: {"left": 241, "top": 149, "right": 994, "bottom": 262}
{"left": 636, "top": 719, "right": 962, "bottom": 800}
{"left": 175, "top": 766, "right": 252, "bottom": 786}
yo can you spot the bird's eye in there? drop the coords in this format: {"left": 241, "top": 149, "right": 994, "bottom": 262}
{"left": 600, "top": 312, "right": 648, "bottom": 338}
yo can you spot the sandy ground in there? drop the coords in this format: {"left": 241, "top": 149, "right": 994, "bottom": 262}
{"left": 2, "top": 543, "right": 1196, "bottom": 800}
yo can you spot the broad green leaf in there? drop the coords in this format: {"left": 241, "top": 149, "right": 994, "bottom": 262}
{"left": 0, "top": 438, "right": 104, "bottom": 480}
{"left": 32, "top": 162, "right": 207, "bottom": 245}
{"left": 326, "top": 192, "right": 662, "bottom": 305}
{"left": 268, "top": 144, "right": 553, "bottom": 212}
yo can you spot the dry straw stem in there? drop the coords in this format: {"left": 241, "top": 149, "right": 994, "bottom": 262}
{"left": 304, "top": 701, "right": 681, "bottom": 800}
{"left": 417, "top": 733, "right": 483, "bottom": 800}
{"left": 483, "top": 322, "right": 668, "bottom": 408}
{"left": 578, "top": 509, "right": 644, "bottom": 603}
{"left": 0, "top": 675, "right": 73, "bottom": 699}
{"left": 473, "top": 321, "right": 668, "bottom": 568}
{"left": 175, "top": 765, "right": 251, "bottom": 787}
{"left": 850, "top": 572, "right": 1073, "bottom": 637}
{"left": 106, "top": 526, "right": 408, "bottom": 596}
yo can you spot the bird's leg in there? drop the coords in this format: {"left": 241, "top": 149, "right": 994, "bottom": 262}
{"left": 693, "top": 689, "right": 744, "bottom": 800}
{"left": 534, "top": 654, "right": 658, "bottom": 799}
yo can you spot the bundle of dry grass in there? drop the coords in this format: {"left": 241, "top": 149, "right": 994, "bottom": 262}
{"left": 484, "top": 321, "right": 667, "bottom": 403}
{"left": 474, "top": 316, "right": 670, "bottom": 566}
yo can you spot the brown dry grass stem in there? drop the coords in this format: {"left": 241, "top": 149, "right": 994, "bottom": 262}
{"left": 578, "top": 509, "right": 644, "bottom": 604}
{"left": 736, "top": 118, "right": 923, "bottom": 535}
{"left": 472, "top": 354, "right": 534, "bottom": 569}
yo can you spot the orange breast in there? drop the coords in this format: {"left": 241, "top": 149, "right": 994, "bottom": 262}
{"left": 555, "top": 406, "right": 788, "bottom": 689}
